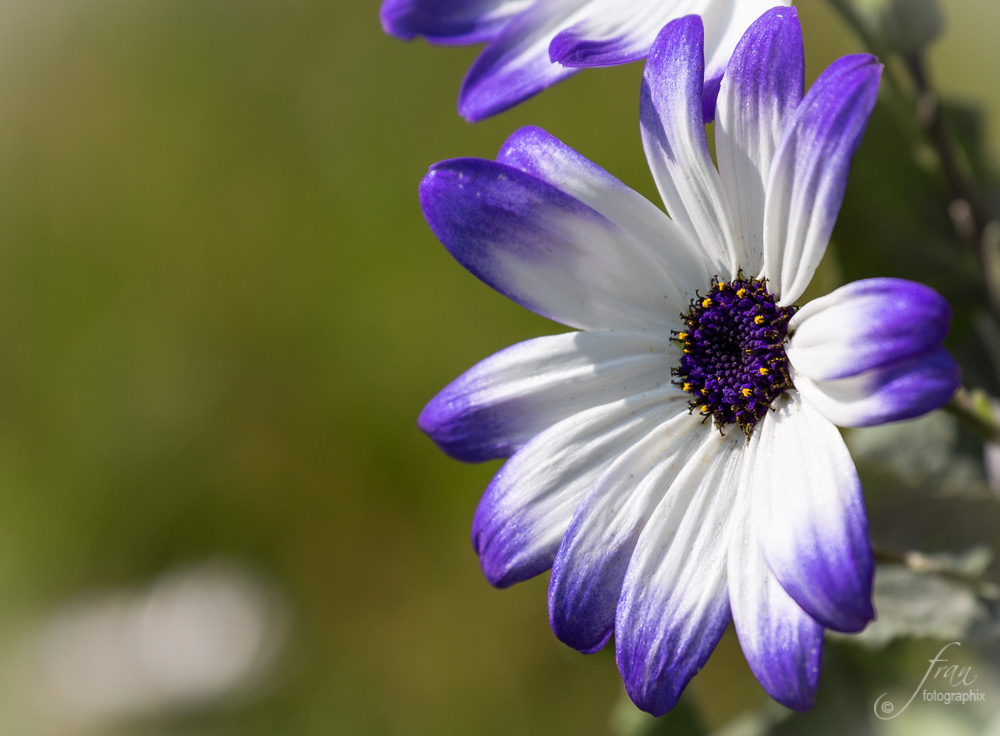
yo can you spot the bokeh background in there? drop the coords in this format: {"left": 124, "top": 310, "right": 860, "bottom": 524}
{"left": 0, "top": 1, "right": 996, "bottom": 734}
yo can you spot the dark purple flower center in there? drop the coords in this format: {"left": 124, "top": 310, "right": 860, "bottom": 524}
{"left": 671, "top": 276, "right": 795, "bottom": 437}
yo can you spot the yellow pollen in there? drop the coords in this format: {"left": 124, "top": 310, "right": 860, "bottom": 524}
{"left": 700, "top": 406, "right": 711, "bottom": 414}
{"left": 701, "top": 298, "right": 712, "bottom": 308}
{"left": 716, "top": 281, "right": 727, "bottom": 290}
{"left": 736, "top": 288, "right": 747, "bottom": 297}
{"left": 682, "top": 382, "right": 693, "bottom": 392}
{"left": 759, "top": 367, "right": 770, "bottom": 375}
{"left": 677, "top": 332, "right": 688, "bottom": 340}
{"left": 700, "top": 388, "right": 708, "bottom": 395}
{"left": 754, "top": 315, "right": 766, "bottom": 325}
{"left": 742, "top": 388, "right": 753, "bottom": 397}
{"left": 683, "top": 348, "right": 691, "bottom": 354}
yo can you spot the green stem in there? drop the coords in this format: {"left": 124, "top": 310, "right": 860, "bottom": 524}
{"left": 903, "top": 53, "right": 989, "bottom": 241}
{"left": 898, "top": 51, "right": 1000, "bottom": 322}
{"left": 945, "top": 387, "right": 1000, "bottom": 444}
{"left": 872, "top": 545, "right": 1000, "bottom": 598}
{"left": 823, "top": 3, "right": 916, "bottom": 142}
{"left": 826, "top": 0, "right": 1000, "bottom": 321}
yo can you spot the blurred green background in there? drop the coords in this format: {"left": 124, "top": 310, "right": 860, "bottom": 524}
{"left": 0, "top": 2, "right": 995, "bottom": 735}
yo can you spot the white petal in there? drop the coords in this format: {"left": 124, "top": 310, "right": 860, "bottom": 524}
{"left": 750, "top": 391, "right": 875, "bottom": 633}
{"left": 473, "top": 389, "right": 685, "bottom": 586}
{"left": 498, "top": 126, "right": 711, "bottom": 313}
{"left": 421, "top": 158, "right": 690, "bottom": 331}
{"left": 728, "top": 444, "right": 823, "bottom": 711}
{"left": 703, "top": 1, "right": 793, "bottom": 85}
{"left": 381, "top": 0, "right": 533, "bottom": 44}
{"left": 641, "top": 17, "right": 739, "bottom": 277}
{"left": 458, "top": 0, "right": 588, "bottom": 120}
{"left": 761, "top": 55, "right": 881, "bottom": 304}
{"left": 790, "top": 350, "right": 958, "bottom": 428}
{"left": 615, "top": 430, "right": 744, "bottom": 716}
{"left": 420, "top": 330, "right": 677, "bottom": 462}
{"left": 550, "top": 0, "right": 700, "bottom": 67}
{"left": 714, "top": 6, "right": 802, "bottom": 275}
{"left": 786, "top": 278, "right": 951, "bottom": 381}
{"left": 548, "top": 409, "right": 711, "bottom": 653}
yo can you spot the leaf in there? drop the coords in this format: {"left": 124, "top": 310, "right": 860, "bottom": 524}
{"left": 842, "top": 548, "right": 1000, "bottom": 648}
{"left": 611, "top": 690, "right": 706, "bottom": 736}
{"left": 845, "top": 411, "right": 987, "bottom": 497}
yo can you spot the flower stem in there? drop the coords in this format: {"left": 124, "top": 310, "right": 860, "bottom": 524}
{"left": 945, "top": 387, "right": 1000, "bottom": 444}
{"left": 901, "top": 52, "right": 1000, "bottom": 322}
{"left": 903, "top": 53, "right": 987, "bottom": 241}
{"left": 823, "top": 0, "right": 910, "bottom": 102}
{"left": 872, "top": 544, "right": 1000, "bottom": 598}
{"left": 826, "top": 1, "right": 1000, "bottom": 320}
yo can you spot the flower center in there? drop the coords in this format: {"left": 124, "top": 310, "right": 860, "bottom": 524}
{"left": 671, "top": 276, "right": 795, "bottom": 437}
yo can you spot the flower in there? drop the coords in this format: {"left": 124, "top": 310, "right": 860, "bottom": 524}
{"left": 417, "top": 8, "right": 960, "bottom": 715}
{"left": 380, "top": 0, "right": 790, "bottom": 121}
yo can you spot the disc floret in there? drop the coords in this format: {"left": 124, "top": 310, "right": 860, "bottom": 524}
{"left": 671, "top": 275, "right": 795, "bottom": 436}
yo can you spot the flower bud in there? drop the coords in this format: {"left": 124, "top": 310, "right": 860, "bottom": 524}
{"left": 850, "top": 0, "right": 944, "bottom": 55}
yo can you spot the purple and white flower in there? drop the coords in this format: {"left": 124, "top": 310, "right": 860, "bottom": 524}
{"left": 417, "top": 8, "right": 960, "bottom": 716}
{"left": 380, "top": 0, "right": 790, "bottom": 121}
